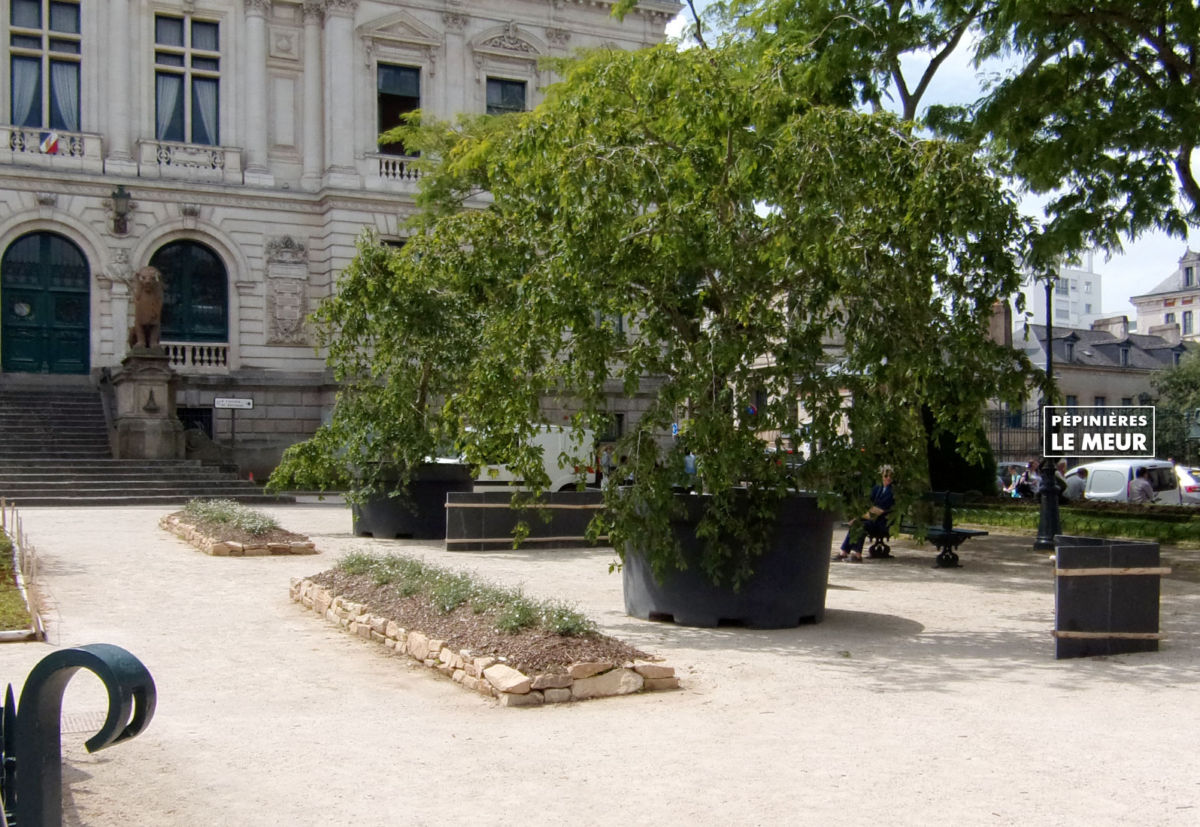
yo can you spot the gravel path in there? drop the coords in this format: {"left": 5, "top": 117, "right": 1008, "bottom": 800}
{"left": 2, "top": 503, "right": 1198, "bottom": 826}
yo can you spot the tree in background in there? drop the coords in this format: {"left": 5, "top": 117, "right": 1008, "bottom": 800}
{"left": 1152, "top": 349, "right": 1200, "bottom": 464}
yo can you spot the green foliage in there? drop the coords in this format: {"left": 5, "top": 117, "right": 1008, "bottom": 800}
{"left": 333, "top": 551, "right": 596, "bottom": 636}
{"left": 0, "top": 528, "right": 34, "bottom": 631}
{"left": 181, "top": 499, "right": 279, "bottom": 535}
{"left": 959, "top": 503, "right": 1200, "bottom": 546}
{"left": 1152, "top": 348, "right": 1200, "bottom": 464}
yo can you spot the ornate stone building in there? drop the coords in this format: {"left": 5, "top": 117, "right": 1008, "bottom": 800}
{"left": 0, "top": 0, "right": 679, "bottom": 473}
{"left": 1131, "top": 248, "right": 1200, "bottom": 345}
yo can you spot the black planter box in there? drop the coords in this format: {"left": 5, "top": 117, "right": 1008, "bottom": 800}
{"left": 351, "top": 463, "right": 474, "bottom": 540}
{"left": 1054, "top": 536, "right": 1167, "bottom": 659}
{"left": 622, "top": 491, "right": 835, "bottom": 629}
{"left": 444, "top": 490, "right": 604, "bottom": 551}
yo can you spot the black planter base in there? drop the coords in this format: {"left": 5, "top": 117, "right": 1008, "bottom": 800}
{"left": 622, "top": 492, "right": 835, "bottom": 629}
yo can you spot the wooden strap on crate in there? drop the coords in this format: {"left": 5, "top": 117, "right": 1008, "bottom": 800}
{"left": 1055, "top": 567, "right": 1172, "bottom": 577}
{"left": 1053, "top": 630, "right": 1166, "bottom": 641}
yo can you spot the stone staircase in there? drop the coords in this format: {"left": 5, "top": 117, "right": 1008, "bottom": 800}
{"left": 0, "top": 377, "right": 293, "bottom": 506}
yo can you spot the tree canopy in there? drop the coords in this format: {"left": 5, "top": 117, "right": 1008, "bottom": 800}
{"left": 715, "top": 0, "right": 1200, "bottom": 262}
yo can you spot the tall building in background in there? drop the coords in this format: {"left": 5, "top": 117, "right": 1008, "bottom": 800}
{"left": 1130, "top": 248, "right": 1200, "bottom": 345}
{"left": 0, "top": 0, "right": 680, "bottom": 472}
{"left": 1015, "top": 251, "right": 1105, "bottom": 334}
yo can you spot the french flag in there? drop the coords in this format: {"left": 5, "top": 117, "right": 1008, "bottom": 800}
{"left": 39, "top": 132, "right": 59, "bottom": 154}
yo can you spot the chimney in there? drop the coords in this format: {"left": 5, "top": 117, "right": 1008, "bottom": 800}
{"left": 987, "top": 300, "right": 1012, "bottom": 347}
{"left": 1148, "top": 323, "right": 1182, "bottom": 345}
{"left": 1090, "top": 315, "right": 1129, "bottom": 340}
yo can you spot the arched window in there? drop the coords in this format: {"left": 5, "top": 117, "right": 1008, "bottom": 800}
{"left": 149, "top": 240, "right": 227, "bottom": 342}
{"left": 1, "top": 230, "right": 90, "bottom": 374}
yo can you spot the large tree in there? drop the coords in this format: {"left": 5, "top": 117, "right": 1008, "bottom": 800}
{"left": 390, "top": 43, "right": 1033, "bottom": 584}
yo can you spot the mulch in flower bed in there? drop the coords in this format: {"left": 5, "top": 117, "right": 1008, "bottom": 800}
{"left": 309, "top": 568, "right": 652, "bottom": 676}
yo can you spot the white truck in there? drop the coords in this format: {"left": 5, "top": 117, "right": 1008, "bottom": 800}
{"left": 471, "top": 425, "right": 597, "bottom": 492}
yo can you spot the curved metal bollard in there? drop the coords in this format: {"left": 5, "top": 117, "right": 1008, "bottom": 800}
{"left": 1, "top": 644, "right": 156, "bottom": 827}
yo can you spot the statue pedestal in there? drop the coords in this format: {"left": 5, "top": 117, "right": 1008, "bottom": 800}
{"left": 112, "top": 349, "right": 183, "bottom": 460}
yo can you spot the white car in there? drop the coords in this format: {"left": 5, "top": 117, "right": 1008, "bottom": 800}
{"left": 1064, "top": 459, "right": 1183, "bottom": 505}
{"left": 1176, "top": 466, "right": 1200, "bottom": 505}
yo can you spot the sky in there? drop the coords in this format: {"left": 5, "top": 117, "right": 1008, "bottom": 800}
{"left": 664, "top": 4, "right": 1195, "bottom": 318}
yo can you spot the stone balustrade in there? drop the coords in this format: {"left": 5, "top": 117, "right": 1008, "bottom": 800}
{"left": 290, "top": 578, "right": 681, "bottom": 706}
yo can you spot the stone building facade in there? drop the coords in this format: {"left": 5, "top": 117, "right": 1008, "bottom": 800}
{"left": 0, "top": 0, "right": 679, "bottom": 473}
{"left": 1131, "top": 248, "right": 1200, "bottom": 345}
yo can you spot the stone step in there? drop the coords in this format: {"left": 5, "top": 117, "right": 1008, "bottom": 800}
{"left": 1, "top": 493, "right": 294, "bottom": 507}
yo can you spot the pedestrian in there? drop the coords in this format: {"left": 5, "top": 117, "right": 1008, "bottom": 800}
{"left": 1128, "top": 466, "right": 1155, "bottom": 504}
{"left": 836, "top": 465, "right": 895, "bottom": 563}
{"left": 599, "top": 444, "right": 615, "bottom": 487}
{"left": 1064, "top": 467, "right": 1087, "bottom": 501}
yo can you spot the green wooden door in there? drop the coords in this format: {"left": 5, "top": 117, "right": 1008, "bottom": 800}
{"left": 1, "top": 232, "right": 91, "bottom": 374}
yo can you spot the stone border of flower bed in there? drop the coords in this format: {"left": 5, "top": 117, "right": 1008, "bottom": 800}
{"left": 290, "top": 578, "right": 681, "bottom": 707}
{"left": 160, "top": 515, "right": 318, "bottom": 556}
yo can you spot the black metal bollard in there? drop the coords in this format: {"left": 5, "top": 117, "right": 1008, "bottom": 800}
{"left": 1, "top": 644, "right": 156, "bottom": 827}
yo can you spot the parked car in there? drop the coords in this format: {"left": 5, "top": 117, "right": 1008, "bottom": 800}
{"left": 1063, "top": 459, "right": 1183, "bottom": 505}
{"left": 1176, "top": 465, "right": 1200, "bottom": 505}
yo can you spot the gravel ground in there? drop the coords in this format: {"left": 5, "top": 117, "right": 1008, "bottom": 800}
{"left": 2, "top": 503, "right": 1198, "bottom": 826}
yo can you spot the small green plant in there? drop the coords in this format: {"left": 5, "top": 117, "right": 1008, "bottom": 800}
{"left": 0, "top": 527, "right": 34, "bottom": 631}
{"left": 182, "top": 499, "right": 279, "bottom": 535}
{"left": 334, "top": 551, "right": 596, "bottom": 636}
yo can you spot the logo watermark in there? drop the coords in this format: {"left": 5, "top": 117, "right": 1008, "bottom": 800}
{"left": 1042, "top": 406, "right": 1155, "bottom": 458}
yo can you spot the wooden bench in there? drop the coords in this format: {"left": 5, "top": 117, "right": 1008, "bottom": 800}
{"left": 860, "top": 491, "right": 987, "bottom": 568}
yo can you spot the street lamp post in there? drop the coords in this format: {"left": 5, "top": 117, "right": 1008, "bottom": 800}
{"left": 1034, "top": 278, "right": 1061, "bottom": 551}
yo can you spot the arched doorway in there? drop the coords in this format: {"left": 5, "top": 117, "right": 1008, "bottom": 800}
{"left": 1, "top": 231, "right": 90, "bottom": 374}
{"left": 149, "top": 240, "right": 228, "bottom": 342}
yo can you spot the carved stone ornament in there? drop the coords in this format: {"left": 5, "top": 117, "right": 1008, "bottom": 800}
{"left": 267, "top": 278, "right": 309, "bottom": 344}
{"left": 35, "top": 192, "right": 57, "bottom": 207}
{"left": 302, "top": 1, "right": 324, "bottom": 23}
{"left": 325, "top": 0, "right": 358, "bottom": 14}
{"left": 482, "top": 22, "right": 535, "bottom": 53}
{"left": 545, "top": 27, "right": 570, "bottom": 47}
{"left": 443, "top": 12, "right": 467, "bottom": 32}
{"left": 266, "top": 235, "right": 308, "bottom": 264}
{"left": 244, "top": 0, "right": 272, "bottom": 15}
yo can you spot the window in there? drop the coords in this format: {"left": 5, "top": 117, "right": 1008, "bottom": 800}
{"left": 1064, "top": 340, "right": 1075, "bottom": 361}
{"left": 377, "top": 63, "right": 419, "bottom": 156}
{"left": 1083, "top": 282, "right": 1092, "bottom": 293}
{"left": 1121, "top": 397, "right": 1133, "bottom": 406}
{"left": 1094, "top": 396, "right": 1106, "bottom": 406}
{"left": 9, "top": 0, "right": 80, "bottom": 132}
{"left": 1185, "top": 311, "right": 1194, "bottom": 335}
{"left": 1165, "top": 312, "right": 1176, "bottom": 325}
{"left": 1084, "top": 303, "right": 1092, "bottom": 314}
{"left": 1120, "top": 346, "right": 1130, "bottom": 367}
{"left": 1055, "top": 308, "right": 1070, "bottom": 319}
{"left": 154, "top": 14, "right": 220, "bottom": 145}
{"left": 486, "top": 78, "right": 526, "bottom": 115}
{"left": 149, "top": 241, "right": 228, "bottom": 342}
{"left": 1185, "top": 266, "right": 1194, "bottom": 287}
{"left": 1065, "top": 395, "right": 1078, "bottom": 406}
{"left": 1054, "top": 279, "right": 1069, "bottom": 296}
{"left": 1070, "top": 279, "right": 1078, "bottom": 291}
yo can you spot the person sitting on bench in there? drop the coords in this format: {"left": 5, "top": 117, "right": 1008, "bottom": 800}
{"left": 836, "top": 465, "right": 895, "bottom": 563}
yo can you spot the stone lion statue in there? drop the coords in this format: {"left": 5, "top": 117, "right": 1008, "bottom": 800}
{"left": 128, "top": 265, "right": 164, "bottom": 349}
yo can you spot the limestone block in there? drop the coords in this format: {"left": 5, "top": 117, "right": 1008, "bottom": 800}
{"left": 227, "top": 543, "right": 244, "bottom": 556}
{"left": 543, "top": 688, "right": 572, "bottom": 704}
{"left": 571, "top": 668, "right": 644, "bottom": 700}
{"left": 210, "top": 542, "right": 232, "bottom": 557}
{"left": 385, "top": 620, "right": 401, "bottom": 639}
{"left": 452, "top": 669, "right": 466, "bottom": 683}
{"left": 423, "top": 658, "right": 437, "bottom": 668}
{"left": 369, "top": 616, "right": 387, "bottom": 635}
{"left": 643, "top": 677, "right": 681, "bottom": 691}
{"left": 531, "top": 673, "right": 574, "bottom": 690}
{"left": 461, "top": 675, "right": 480, "bottom": 692}
{"left": 325, "top": 609, "right": 338, "bottom": 624}
{"left": 633, "top": 663, "right": 675, "bottom": 680}
{"left": 245, "top": 545, "right": 268, "bottom": 556}
{"left": 314, "top": 593, "right": 332, "bottom": 615}
{"left": 268, "top": 542, "right": 291, "bottom": 555}
{"left": 439, "top": 647, "right": 456, "bottom": 666}
{"left": 568, "top": 661, "right": 612, "bottom": 679}
{"left": 348, "top": 622, "right": 360, "bottom": 636}
{"left": 427, "top": 639, "right": 445, "bottom": 656}
{"left": 474, "top": 656, "right": 496, "bottom": 672}
{"left": 407, "top": 631, "right": 430, "bottom": 661}
{"left": 499, "top": 690, "right": 544, "bottom": 708}
{"left": 483, "top": 664, "right": 532, "bottom": 695}
{"left": 370, "top": 631, "right": 385, "bottom": 644}
{"left": 436, "top": 664, "right": 454, "bottom": 677}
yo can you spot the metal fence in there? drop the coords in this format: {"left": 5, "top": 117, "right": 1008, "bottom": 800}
{"left": 986, "top": 407, "right": 1044, "bottom": 467}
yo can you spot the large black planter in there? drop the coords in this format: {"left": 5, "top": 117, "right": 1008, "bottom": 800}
{"left": 445, "top": 490, "right": 604, "bottom": 551}
{"left": 622, "top": 492, "right": 836, "bottom": 628}
{"left": 351, "top": 462, "right": 474, "bottom": 540}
